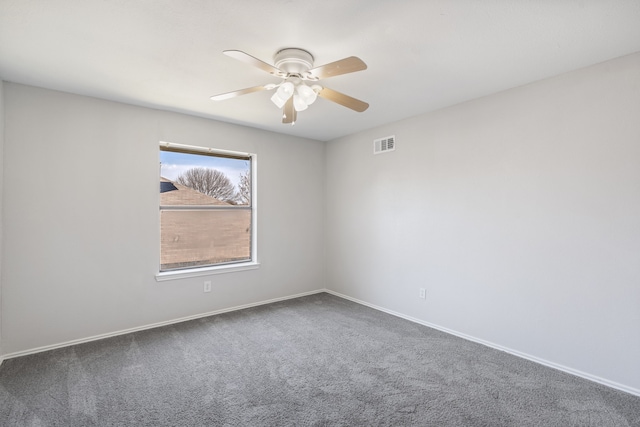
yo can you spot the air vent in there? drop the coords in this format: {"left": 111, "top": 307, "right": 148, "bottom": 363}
{"left": 374, "top": 135, "right": 395, "bottom": 154}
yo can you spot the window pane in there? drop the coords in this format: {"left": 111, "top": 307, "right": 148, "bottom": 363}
{"left": 159, "top": 145, "right": 254, "bottom": 272}
{"left": 160, "top": 150, "right": 251, "bottom": 206}
{"left": 160, "top": 209, "right": 251, "bottom": 271}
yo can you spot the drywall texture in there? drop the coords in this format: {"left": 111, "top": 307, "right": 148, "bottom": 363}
{"left": 2, "top": 83, "right": 325, "bottom": 354}
{"left": 325, "top": 53, "right": 640, "bottom": 393}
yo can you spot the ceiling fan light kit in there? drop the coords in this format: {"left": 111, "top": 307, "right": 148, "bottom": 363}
{"left": 211, "top": 47, "right": 369, "bottom": 125}
{"left": 271, "top": 79, "right": 319, "bottom": 112}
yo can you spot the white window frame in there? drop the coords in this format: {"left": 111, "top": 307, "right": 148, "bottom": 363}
{"left": 155, "top": 141, "right": 259, "bottom": 281}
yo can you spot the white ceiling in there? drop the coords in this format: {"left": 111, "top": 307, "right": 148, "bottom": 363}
{"left": 2, "top": 0, "right": 640, "bottom": 142}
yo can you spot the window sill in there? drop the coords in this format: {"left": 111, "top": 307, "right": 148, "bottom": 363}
{"left": 155, "top": 261, "right": 260, "bottom": 282}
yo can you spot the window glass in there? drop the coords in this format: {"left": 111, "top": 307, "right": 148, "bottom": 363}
{"left": 160, "top": 147, "right": 252, "bottom": 271}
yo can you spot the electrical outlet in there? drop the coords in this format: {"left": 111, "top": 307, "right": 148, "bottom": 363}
{"left": 203, "top": 281, "right": 211, "bottom": 293}
{"left": 419, "top": 288, "right": 426, "bottom": 299}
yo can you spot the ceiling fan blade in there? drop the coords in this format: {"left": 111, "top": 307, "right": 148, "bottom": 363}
{"left": 317, "top": 87, "right": 369, "bottom": 112}
{"left": 282, "top": 97, "right": 297, "bottom": 124}
{"left": 223, "top": 50, "right": 285, "bottom": 76}
{"left": 307, "top": 56, "right": 367, "bottom": 79}
{"left": 210, "top": 85, "right": 272, "bottom": 101}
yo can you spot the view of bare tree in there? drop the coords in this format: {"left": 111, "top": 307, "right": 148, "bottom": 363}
{"left": 176, "top": 167, "right": 237, "bottom": 203}
{"left": 237, "top": 169, "right": 251, "bottom": 205}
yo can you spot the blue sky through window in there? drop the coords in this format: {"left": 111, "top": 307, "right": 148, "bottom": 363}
{"left": 160, "top": 151, "right": 249, "bottom": 188}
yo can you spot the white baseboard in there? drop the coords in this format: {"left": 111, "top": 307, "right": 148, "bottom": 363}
{"left": 1, "top": 289, "right": 326, "bottom": 362}
{"left": 3, "top": 288, "right": 639, "bottom": 398}
{"left": 325, "top": 289, "right": 640, "bottom": 398}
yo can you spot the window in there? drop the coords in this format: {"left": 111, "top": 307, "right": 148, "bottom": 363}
{"left": 157, "top": 142, "right": 256, "bottom": 278}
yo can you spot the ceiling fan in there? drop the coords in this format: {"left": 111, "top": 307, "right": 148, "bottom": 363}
{"left": 210, "top": 48, "right": 369, "bottom": 125}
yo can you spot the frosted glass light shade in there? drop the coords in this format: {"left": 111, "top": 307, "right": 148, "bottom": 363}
{"left": 271, "top": 92, "right": 286, "bottom": 108}
{"left": 271, "top": 82, "right": 294, "bottom": 108}
{"left": 297, "top": 84, "right": 317, "bottom": 105}
{"left": 293, "top": 95, "right": 308, "bottom": 111}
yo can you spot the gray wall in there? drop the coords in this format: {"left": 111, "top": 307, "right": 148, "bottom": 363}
{"left": 325, "top": 53, "right": 640, "bottom": 393}
{"left": 0, "top": 80, "right": 4, "bottom": 358}
{"left": 2, "top": 83, "right": 325, "bottom": 354}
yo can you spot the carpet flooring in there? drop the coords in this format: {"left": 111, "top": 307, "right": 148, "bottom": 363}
{"left": 1, "top": 292, "right": 639, "bottom": 426}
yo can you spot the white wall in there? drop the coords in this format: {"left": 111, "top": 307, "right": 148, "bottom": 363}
{"left": 0, "top": 80, "right": 4, "bottom": 358}
{"left": 2, "top": 83, "right": 325, "bottom": 355}
{"left": 325, "top": 53, "right": 640, "bottom": 393}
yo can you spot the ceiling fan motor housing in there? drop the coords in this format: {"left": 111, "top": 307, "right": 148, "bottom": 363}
{"left": 274, "top": 48, "right": 314, "bottom": 75}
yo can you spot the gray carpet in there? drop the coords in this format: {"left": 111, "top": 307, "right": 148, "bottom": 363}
{"left": 1, "top": 293, "right": 639, "bottom": 426}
